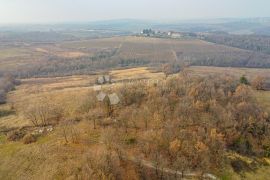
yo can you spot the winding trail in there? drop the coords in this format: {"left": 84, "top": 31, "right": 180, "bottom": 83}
{"left": 123, "top": 155, "right": 217, "bottom": 180}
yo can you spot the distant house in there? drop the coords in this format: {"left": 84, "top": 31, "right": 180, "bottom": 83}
{"left": 171, "top": 32, "right": 182, "bottom": 38}
{"left": 141, "top": 29, "right": 155, "bottom": 36}
{"left": 108, "top": 93, "right": 120, "bottom": 105}
{"left": 104, "top": 75, "right": 111, "bottom": 83}
{"left": 96, "top": 75, "right": 111, "bottom": 85}
{"left": 97, "top": 92, "right": 106, "bottom": 102}
{"left": 97, "top": 76, "right": 105, "bottom": 84}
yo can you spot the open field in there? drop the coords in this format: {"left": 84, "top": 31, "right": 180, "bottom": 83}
{"left": 188, "top": 66, "right": 270, "bottom": 79}
{"left": 0, "top": 67, "right": 163, "bottom": 129}
{"left": 255, "top": 91, "right": 270, "bottom": 113}
{"left": 2, "top": 36, "right": 270, "bottom": 78}
{"left": 61, "top": 36, "right": 251, "bottom": 63}
{"left": 188, "top": 66, "right": 270, "bottom": 90}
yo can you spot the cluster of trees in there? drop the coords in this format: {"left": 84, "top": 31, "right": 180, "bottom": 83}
{"left": 204, "top": 33, "right": 270, "bottom": 55}
{"left": 0, "top": 31, "right": 77, "bottom": 44}
{"left": 162, "top": 62, "right": 182, "bottom": 78}
{"left": 240, "top": 75, "right": 268, "bottom": 90}
{"left": 19, "top": 73, "right": 270, "bottom": 178}
{"left": 251, "top": 76, "right": 267, "bottom": 90}
{"left": 141, "top": 29, "right": 155, "bottom": 36}
{"left": 10, "top": 48, "right": 151, "bottom": 78}
{"left": 69, "top": 73, "right": 269, "bottom": 177}
{"left": 0, "top": 74, "right": 20, "bottom": 104}
{"left": 23, "top": 96, "right": 63, "bottom": 126}
{"left": 178, "top": 50, "right": 270, "bottom": 68}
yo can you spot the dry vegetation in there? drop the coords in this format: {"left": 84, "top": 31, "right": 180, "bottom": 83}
{"left": 0, "top": 66, "right": 270, "bottom": 179}
{"left": 2, "top": 36, "right": 270, "bottom": 79}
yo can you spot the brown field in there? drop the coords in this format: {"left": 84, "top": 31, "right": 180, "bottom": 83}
{"left": 35, "top": 47, "right": 89, "bottom": 58}
{"left": 60, "top": 36, "right": 247, "bottom": 62}
{"left": 0, "top": 67, "right": 163, "bottom": 129}
{"left": 188, "top": 66, "right": 270, "bottom": 79}
{"left": 1, "top": 36, "right": 262, "bottom": 78}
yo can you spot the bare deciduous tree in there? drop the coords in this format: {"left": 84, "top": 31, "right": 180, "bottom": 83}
{"left": 252, "top": 76, "right": 266, "bottom": 90}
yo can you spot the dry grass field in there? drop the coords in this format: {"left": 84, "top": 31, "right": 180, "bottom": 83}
{"left": 60, "top": 36, "right": 248, "bottom": 63}
{"left": 1, "top": 36, "right": 268, "bottom": 78}
{"left": 255, "top": 91, "right": 270, "bottom": 113}
{"left": 188, "top": 66, "right": 270, "bottom": 79}
{"left": 0, "top": 67, "right": 163, "bottom": 129}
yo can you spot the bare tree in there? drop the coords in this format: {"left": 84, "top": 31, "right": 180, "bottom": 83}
{"left": 252, "top": 76, "right": 266, "bottom": 90}
{"left": 24, "top": 97, "right": 62, "bottom": 126}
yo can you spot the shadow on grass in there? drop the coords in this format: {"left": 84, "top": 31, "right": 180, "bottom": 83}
{"left": 0, "top": 110, "right": 15, "bottom": 118}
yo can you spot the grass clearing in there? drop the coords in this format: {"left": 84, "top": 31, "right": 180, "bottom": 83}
{"left": 188, "top": 66, "right": 270, "bottom": 79}
{"left": 0, "top": 141, "right": 23, "bottom": 157}
{"left": 254, "top": 90, "right": 270, "bottom": 113}
{"left": 0, "top": 48, "right": 31, "bottom": 58}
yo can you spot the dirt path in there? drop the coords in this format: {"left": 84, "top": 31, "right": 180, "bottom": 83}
{"left": 124, "top": 155, "right": 217, "bottom": 179}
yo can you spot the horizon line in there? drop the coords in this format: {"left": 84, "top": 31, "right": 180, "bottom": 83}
{"left": 1, "top": 16, "right": 270, "bottom": 26}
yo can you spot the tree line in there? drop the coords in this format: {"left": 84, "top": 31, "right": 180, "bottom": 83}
{"left": 204, "top": 33, "right": 270, "bottom": 55}
{"left": 0, "top": 74, "right": 20, "bottom": 104}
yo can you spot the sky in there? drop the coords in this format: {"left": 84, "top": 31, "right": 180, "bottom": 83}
{"left": 0, "top": 0, "right": 270, "bottom": 23}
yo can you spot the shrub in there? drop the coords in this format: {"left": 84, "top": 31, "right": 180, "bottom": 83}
{"left": 252, "top": 76, "right": 266, "bottom": 90}
{"left": 124, "top": 135, "right": 137, "bottom": 145}
{"left": 231, "top": 137, "right": 253, "bottom": 155}
{"left": 0, "top": 90, "right": 6, "bottom": 104}
{"left": 240, "top": 75, "right": 249, "bottom": 85}
{"left": 263, "top": 145, "right": 270, "bottom": 157}
{"left": 230, "top": 159, "right": 250, "bottom": 173}
{"left": 22, "top": 134, "right": 37, "bottom": 144}
{"left": 7, "top": 130, "right": 26, "bottom": 141}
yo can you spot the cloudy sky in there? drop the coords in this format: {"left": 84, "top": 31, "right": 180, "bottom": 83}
{"left": 0, "top": 0, "right": 270, "bottom": 23}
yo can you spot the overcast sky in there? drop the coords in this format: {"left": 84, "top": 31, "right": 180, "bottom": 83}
{"left": 0, "top": 0, "right": 270, "bottom": 23}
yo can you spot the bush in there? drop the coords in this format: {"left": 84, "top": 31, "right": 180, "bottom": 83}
{"left": 230, "top": 160, "right": 250, "bottom": 173}
{"left": 7, "top": 130, "right": 26, "bottom": 141}
{"left": 124, "top": 136, "right": 137, "bottom": 145}
{"left": 240, "top": 76, "right": 249, "bottom": 85}
{"left": 0, "top": 90, "right": 6, "bottom": 104}
{"left": 231, "top": 137, "right": 253, "bottom": 155}
{"left": 263, "top": 145, "right": 270, "bottom": 157}
{"left": 23, "top": 134, "right": 37, "bottom": 144}
{"left": 252, "top": 76, "right": 266, "bottom": 90}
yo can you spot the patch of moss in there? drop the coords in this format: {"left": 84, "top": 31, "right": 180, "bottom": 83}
{"left": 0, "top": 134, "right": 7, "bottom": 144}
{"left": 0, "top": 142, "right": 23, "bottom": 157}
{"left": 36, "top": 135, "right": 52, "bottom": 144}
{"left": 123, "top": 135, "right": 137, "bottom": 145}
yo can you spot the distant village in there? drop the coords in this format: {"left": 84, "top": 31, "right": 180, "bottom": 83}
{"left": 139, "top": 29, "right": 198, "bottom": 39}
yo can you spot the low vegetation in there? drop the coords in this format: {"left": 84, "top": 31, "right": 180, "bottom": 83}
{"left": 0, "top": 74, "right": 20, "bottom": 104}
{"left": 2, "top": 36, "right": 270, "bottom": 79}
{"left": 205, "top": 33, "right": 270, "bottom": 55}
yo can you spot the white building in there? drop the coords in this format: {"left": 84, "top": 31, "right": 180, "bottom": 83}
{"left": 171, "top": 32, "right": 182, "bottom": 38}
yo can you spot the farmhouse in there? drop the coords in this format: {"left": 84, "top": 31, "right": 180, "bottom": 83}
{"left": 171, "top": 32, "right": 182, "bottom": 38}
{"left": 96, "top": 75, "right": 112, "bottom": 84}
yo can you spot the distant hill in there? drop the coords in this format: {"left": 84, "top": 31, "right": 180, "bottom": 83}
{"left": 1, "top": 18, "right": 270, "bottom": 35}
